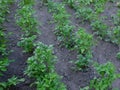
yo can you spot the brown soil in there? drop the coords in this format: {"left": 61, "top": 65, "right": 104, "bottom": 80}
{"left": 0, "top": 0, "right": 120, "bottom": 90}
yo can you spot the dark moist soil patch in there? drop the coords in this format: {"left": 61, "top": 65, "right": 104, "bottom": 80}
{"left": 1, "top": 0, "right": 120, "bottom": 90}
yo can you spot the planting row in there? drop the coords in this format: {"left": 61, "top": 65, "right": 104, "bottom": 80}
{"left": 16, "top": 0, "right": 39, "bottom": 53}
{"left": 0, "top": 0, "right": 24, "bottom": 89}
{"left": 15, "top": 0, "right": 66, "bottom": 90}
{"left": 48, "top": 1, "right": 75, "bottom": 48}
{"left": 25, "top": 42, "right": 66, "bottom": 90}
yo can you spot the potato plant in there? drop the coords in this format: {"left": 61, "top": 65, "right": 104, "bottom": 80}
{"left": 0, "top": 76, "right": 24, "bottom": 90}
{"left": 91, "top": 19, "right": 108, "bottom": 39}
{"left": 74, "top": 28, "right": 93, "bottom": 69}
{"left": 16, "top": 5, "right": 39, "bottom": 37}
{"left": 89, "top": 62, "right": 120, "bottom": 90}
{"left": 81, "top": 62, "right": 120, "bottom": 90}
{"left": 93, "top": 0, "right": 108, "bottom": 14}
{"left": 64, "top": 0, "right": 75, "bottom": 8}
{"left": 36, "top": 73, "right": 66, "bottom": 90}
{"left": 75, "top": 7, "right": 93, "bottom": 22}
{"left": 0, "top": 30, "right": 6, "bottom": 55}
{"left": 17, "top": 35, "right": 37, "bottom": 53}
{"left": 0, "top": 0, "right": 14, "bottom": 24}
{"left": 0, "top": 58, "right": 9, "bottom": 76}
{"left": 16, "top": 0, "right": 40, "bottom": 53}
{"left": 65, "top": 0, "right": 94, "bottom": 21}
{"left": 65, "top": 0, "right": 108, "bottom": 40}
{"left": 48, "top": 1, "right": 75, "bottom": 48}
{"left": 25, "top": 42, "right": 66, "bottom": 90}
{"left": 64, "top": 0, "right": 93, "bottom": 7}
{"left": 110, "top": 26, "right": 120, "bottom": 45}
{"left": 19, "top": 0, "right": 34, "bottom": 6}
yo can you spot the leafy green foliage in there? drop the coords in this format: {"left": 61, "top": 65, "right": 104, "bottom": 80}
{"left": 0, "top": 31, "right": 6, "bottom": 55}
{"left": 25, "top": 42, "right": 56, "bottom": 78}
{"left": 75, "top": 54, "right": 92, "bottom": 70}
{"left": 0, "top": 0, "right": 14, "bottom": 24}
{"left": 0, "top": 58, "right": 9, "bottom": 76}
{"left": 93, "top": 0, "right": 108, "bottom": 14}
{"left": 80, "top": 86, "right": 89, "bottom": 90}
{"left": 65, "top": 0, "right": 93, "bottom": 7}
{"left": 91, "top": 20, "right": 108, "bottom": 39}
{"left": 36, "top": 73, "right": 66, "bottom": 90}
{"left": 64, "top": 0, "right": 95, "bottom": 21}
{"left": 65, "top": 0, "right": 108, "bottom": 40}
{"left": 74, "top": 28, "right": 93, "bottom": 69}
{"left": 25, "top": 42, "right": 66, "bottom": 90}
{"left": 48, "top": 1, "right": 74, "bottom": 48}
{"left": 110, "top": 26, "right": 120, "bottom": 44}
{"left": 16, "top": 5, "right": 39, "bottom": 37}
{"left": 74, "top": 28, "right": 93, "bottom": 54}
{"left": 75, "top": 0, "right": 94, "bottom": 21}
{"left": 0, "top": 76, "right": 24, "bottom": 90}
{"left": 55, "top": 24, "right": 75, "bottom": 48}
{"left": 89, "top": 62, "right": 120, "bottom": 90}
{"left": 64, "top": 0, "right": 74, "bottom": 8}
{"left": 19, "top": 0, "right": 34, "bottom": 6}
{"left": 41, "top": 0, "right": 48, "bottom": 4}
{"left": 76, "top": 7, "right": 93, "bottom": 21}
{"left": 16, "top": 0, "right": 40, "bottom": 53}
{"left": 81, "top": 62, "right": 120, "bottom": 90}
{"left": 17, "top": 35, "right": 37, "bottom": 53}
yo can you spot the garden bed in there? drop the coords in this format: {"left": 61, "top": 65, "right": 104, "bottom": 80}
{"left": 0, "top": 0, "right": 120, "bottom": 90}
